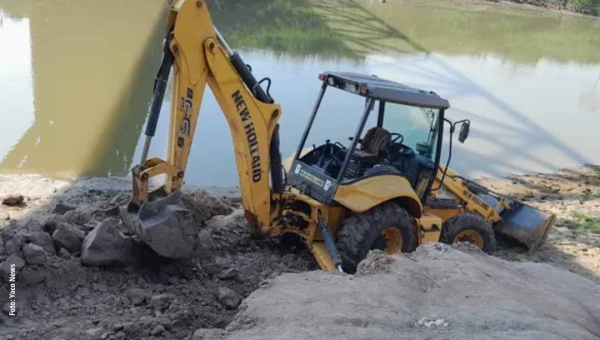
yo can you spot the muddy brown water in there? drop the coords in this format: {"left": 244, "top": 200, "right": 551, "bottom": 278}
{"left": 1, "top": 0, "right": 599, "bottom": 187}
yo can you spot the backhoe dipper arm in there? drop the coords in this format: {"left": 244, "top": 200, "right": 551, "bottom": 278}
{"left": 131, "top": 0, "right": 282, "bottom": 231}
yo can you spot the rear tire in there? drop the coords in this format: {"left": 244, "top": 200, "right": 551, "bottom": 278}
{"left": 440, "top": 214, "right": 496, "bottom": 254}
{"left": 336, "top": 202, "right": 417, "bottom": 274}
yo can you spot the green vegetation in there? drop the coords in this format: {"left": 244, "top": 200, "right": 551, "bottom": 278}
{"left": 0, "top": 1, "right": 30, "bottom": 19}
{"left": 353, "top": 0, "right": 600, "bottom": 64}
{"left": 564, "top": 212, "right": 600, "bottom": 230}
{"left": 208, "top": 0, "right": 356, "bottom": 59}
{"left": 500, "top": 0, "right": 600, "bottom": 16}
{"left": 207, "top": 0, "right": 600, "bottom": 65}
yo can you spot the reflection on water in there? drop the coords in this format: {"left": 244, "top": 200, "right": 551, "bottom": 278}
{"left": 1, "top": 0, "right": 599, "bottom": 186}
{"left": 0, "top": 0, "right": 169, "bottom": 177}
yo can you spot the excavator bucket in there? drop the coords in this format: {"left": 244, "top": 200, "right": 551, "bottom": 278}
{"left": 476, "top": 190, "right": 555, "bottom": 251}
{"left": 496, "top": 201, "right": 556, "bottom": 251}
{"left": 120, "top": 190, "right": 196, "bottom": 259}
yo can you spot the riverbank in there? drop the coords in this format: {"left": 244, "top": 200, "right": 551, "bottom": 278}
{"left": 0, "top": 166, "right": 598, "bottom": 338}
{"left": 477, "top": 165, "right": 600, "bottom": 283}
{"left": 1, "top": 165, "right": 599, "bottom": 283}
{"left": 489, "top": 0, "right": 600, "bottom": 16}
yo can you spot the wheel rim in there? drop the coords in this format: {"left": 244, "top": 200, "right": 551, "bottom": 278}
{"left": 379, "top": 228, "right": 403, "bottom": 254}
{"left": 453, "top": 230, "right": 484, "bottom": 248}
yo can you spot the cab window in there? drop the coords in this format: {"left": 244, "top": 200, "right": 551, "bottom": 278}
{"left": 382, "top": 102, "right": 439, "bottom": 159}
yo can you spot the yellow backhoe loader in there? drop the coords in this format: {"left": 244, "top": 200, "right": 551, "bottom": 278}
{"left": 121, "top": 0, "right": 555, "bottom": 273}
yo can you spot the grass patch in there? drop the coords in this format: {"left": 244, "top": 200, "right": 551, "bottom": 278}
{"left": 563, "top": 212, "right": 600, "bottom": 230}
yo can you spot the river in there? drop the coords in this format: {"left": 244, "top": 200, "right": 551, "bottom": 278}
{"left": 1, "top": 0, "right": 599, "bottom": 186}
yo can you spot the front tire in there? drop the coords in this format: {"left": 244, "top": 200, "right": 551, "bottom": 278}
{"left": 440, "top": 214, "right": 496, "bottom": 254}
{"left": 336, "top": 202, "right": 417, "bottom": 274}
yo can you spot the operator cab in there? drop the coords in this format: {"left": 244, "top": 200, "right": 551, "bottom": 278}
{"left": 287, "top": 72, "right": 450, "bottom": 204}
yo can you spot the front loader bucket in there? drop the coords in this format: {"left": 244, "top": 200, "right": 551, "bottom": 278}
{"left": 496, "top": 201, "right": 556, "bottom": 251}
{"left": 120, "top": 190, "right": 195, "bottom": 259}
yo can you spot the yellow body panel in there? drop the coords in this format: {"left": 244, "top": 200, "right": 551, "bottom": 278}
{"left": 417, "top": 212, "right": 443, "bottom": 245}
{"left": 310, "top": 242, "right": 336, "bottom": 271}
{"left": 431, "top": 169, "right": 502, "bottom": 223}
{"left": 423, "top": 207, "right": 464, "bottom": 224}
{"left": 334, "top": 175, "right": 423, "bottom": 217}
{"left": 438, "top": 165, "right": 460, "bottom": 178}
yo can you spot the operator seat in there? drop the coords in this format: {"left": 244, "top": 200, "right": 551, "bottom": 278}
{"left": 355, "top": 127, "right": 392, "bottom": 163}
{"left": 345, "top": 127, "right": 392, "bottom": 179}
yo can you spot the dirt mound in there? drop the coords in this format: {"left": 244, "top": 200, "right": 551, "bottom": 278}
{"left": 0, "top": 187, "right": 316, "bottom": 340}
{"left": 212, "top": 243, "right": 600, "bottom": 340}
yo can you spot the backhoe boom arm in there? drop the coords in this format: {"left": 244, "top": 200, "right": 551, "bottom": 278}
{"left": 130, "top": 0, "right": 282, "bottom": 232}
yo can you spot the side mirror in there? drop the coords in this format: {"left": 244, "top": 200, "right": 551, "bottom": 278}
{"left": 458, "top": 121, "right": 470, "bottom": 143}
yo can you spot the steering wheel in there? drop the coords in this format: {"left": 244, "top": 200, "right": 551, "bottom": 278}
{"left": 390, "top": 133, "right": 404, "bottom": 144}
{"left": 323, "top": 146, "right": 345, "bottom": 173}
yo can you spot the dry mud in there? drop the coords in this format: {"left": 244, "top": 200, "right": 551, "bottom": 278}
{"left": 0, "top": 176, "right": 315, "bottom": 339}
{"left": 212, "top": 245, "right": 600, "bottom": 340}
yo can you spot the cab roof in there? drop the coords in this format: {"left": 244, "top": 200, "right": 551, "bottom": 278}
{"left": 322, "top": 71, "right": 450, "bottom": 110}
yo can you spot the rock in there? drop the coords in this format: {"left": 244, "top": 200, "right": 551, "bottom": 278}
{"left": 83, "top": 221, "right": 99, "bottom": 234}
{"left": 216, "top": 268, "right": 239, "bottom": 280}
{"left": 198, "top": 230, "right": 214, "bottom": 251}
{"left": 81, "top": 220, "right": 140, "bottom": 267}
{"left": 217, "top": 287, "right": 241, "bottom": 310}
{"left": 64, "top": 209, "right": 92, "bottom": 226}
{"left": 239, "top": 234, "right": 251, "bottom": 247}
{"left": 199, "top": 211, "right": 251, "bottom": 251}
{"left": 43, "top": 215, "right": 66, "bottom": 235}
{"left": 52, "top": 222, "right": 85, "bottom": 253}
{"left": 85, "top": 327, "right": 104, "bottom": 339}
{"left": 22, "top": 243, "right": 47, "bottom": 265}
{"left": 92, "top": 282, "right": 109, "bottom": 293}
{"left": 20, "top": 267, "right": 48, "bottom": 285}
{"left": 150, "top": 294, "right": 172, "bottom": 312}
{"left": 193, "top": 328, "right": 226, "bottom": 340}
{"left": 7, "top": 225, "right": 55, "bottom": 257}
{"left": 121, "top": 322, "right": 138, "bottom": 334}
{"left": 202, "top": 263, "right": 225, "bottom": 276}
{"left": 53, "top": 202, "right": 76, "bottom": 215}
{"left": 0, "top": 254, "right": 25, "bottom": 282}
{"left": 2, "top": 301, "right": 10, "bottom": 314}
{"left": 149, "top": 325, "right": 165, "bottom": 336}
{"left": 58, "top": 248, "right": 71, "bottom": 259}
{"left": 125, "top": 288, "right": 146, "bottom": 306}
{"left": 102, "top": 206, "right": 120, "bottom": 217}
{"left": 2, "top": 195, "right": 24, "bottom": 206}
{"left": 4, "top": 238, "right": 21, "bottom": 256}
{"left": 0, "top": 238, "right": 5, "bottom": 256}
{"left": 0, "top": 212, "right": 9, "bottom": 221}
{"left": 182, "top": 189, "right": 232, "bottom": 224}
{"left": 110, "top": 194, "right": 126, "bottom": 205}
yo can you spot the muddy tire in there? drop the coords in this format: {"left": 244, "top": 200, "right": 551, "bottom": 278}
{"left": 440, "top": 214, "right": 496, "bottom": 254}
{"left": 336, "top": 202, "right": 417, "bottom": 274}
